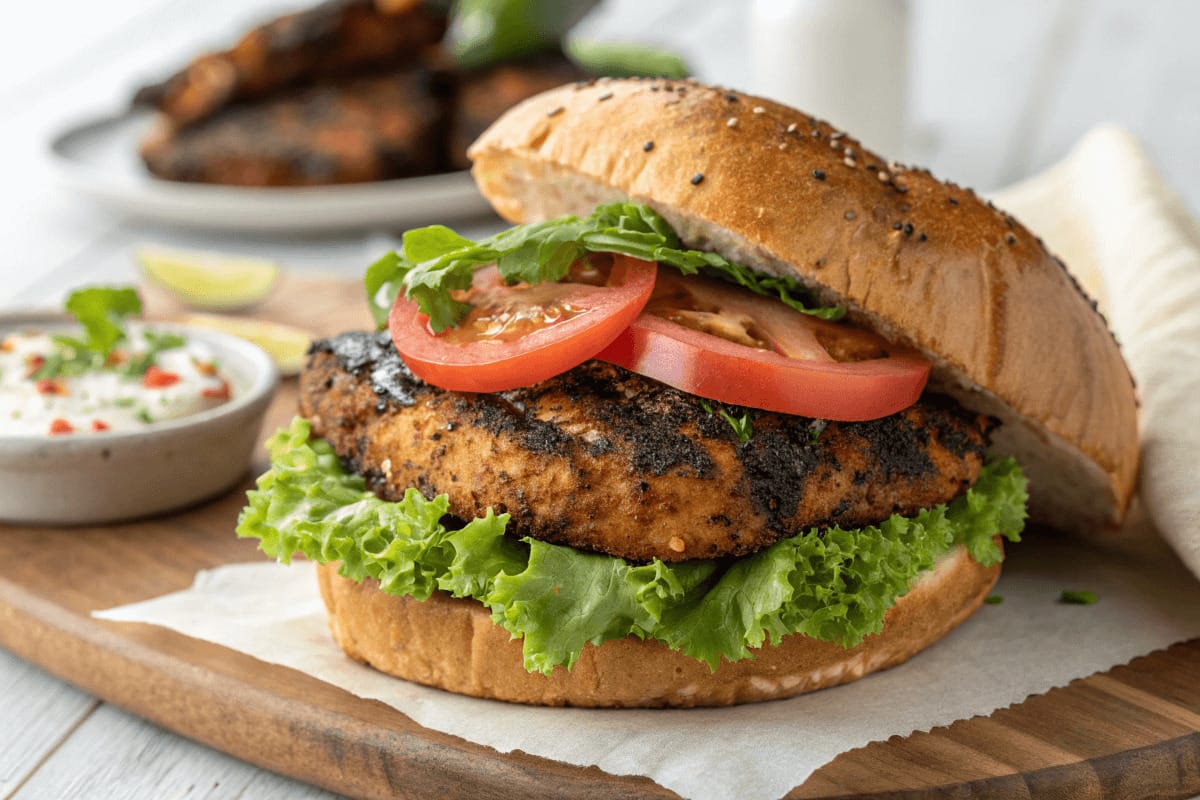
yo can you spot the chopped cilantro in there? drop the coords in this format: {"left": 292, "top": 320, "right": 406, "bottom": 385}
{"left": 121, "top": 331, "right": 186, "bottom": 377}
{"left": 145, "top": 330, "right": 186, "bottom": 351}
{"left": 984, "top": 594, "right": 1004, "bottom": 605}
{"left": 34, "top": 287, "right": 186, "bottom": 380}
{"left": 63, "top": 287, "right": 141, "bottom": 358}
{"left": 1060, "top": 590, "right": 1098, "bottom": 605}
{"left": 30, "top": 351, "right": 62, "bottom": 379}
{"left": 43, "top": 336, "right": 105, "bottom": 378}
{"left": 699, "top": 398, "right": 754, "bottom": 442}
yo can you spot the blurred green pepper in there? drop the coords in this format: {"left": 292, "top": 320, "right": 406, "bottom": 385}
{"left": 566, "top": 38, "right": 689, "bottom": 78}
{"left": 449, "top": 0, "right": 600, "bottom": 67}
{"left": 449, "top": 0, "right": 689, "bottom": 77}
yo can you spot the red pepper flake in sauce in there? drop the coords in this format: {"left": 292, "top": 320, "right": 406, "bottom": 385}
{"left": 193, "top": 359, "right": 218, "bottom": 377}
{"left": 34, "top": 379, "right": 67, "bottom": 396}
{"left": 105, "top": 350, "right": 127, "bottom": 367}
{"left": 48, "top": 418, "right": 74, "bottom": 435}
{"left": 91, "top": 419, "right": 110, "bottom": 432}
{"left": 202, "top": 381, "right": 230, "bottom": 400}
{"left": 142, "top": 365, "right": 181, "bottom": 388}
{"left": 24, "top": 354, "right": 45, "bottom": 377}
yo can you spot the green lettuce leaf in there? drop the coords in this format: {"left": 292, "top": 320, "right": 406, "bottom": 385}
{"left": 238, "top": 418, "right": 1027, "bottom": 674}
{"left": 365, "top": 202, "right": 844, "bottom": 331}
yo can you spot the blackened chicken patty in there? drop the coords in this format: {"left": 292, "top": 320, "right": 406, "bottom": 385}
{"left": 301, "top": 331, "right": 991, "bottom": 564}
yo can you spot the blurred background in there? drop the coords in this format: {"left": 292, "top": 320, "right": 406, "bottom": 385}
{"left": 2, "top": 0, "right": 1199, "bottom": 306}
{"left": 3, "top": 3, "right": 1200, "bottom": 792}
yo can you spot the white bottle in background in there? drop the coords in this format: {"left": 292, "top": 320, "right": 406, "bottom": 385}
{"left": 749, "top": 0, "right": 909, "bottom": 161}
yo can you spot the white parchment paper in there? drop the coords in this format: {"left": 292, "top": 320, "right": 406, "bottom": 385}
{"left": 95, "top": 533, "right": 1200, "bottom": 800}
{"left": 95, "top": 128, "right": 1200, "bottom": 798}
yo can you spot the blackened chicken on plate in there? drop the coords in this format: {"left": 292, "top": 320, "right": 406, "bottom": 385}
{"left": 134, "top": 0, "right": 446, "bottom": 127}
{"left": 133, "top": 0, "right": 590, "bottom": 186}
{"left": 139, "top": 71, "right": 448, "bottom": 186}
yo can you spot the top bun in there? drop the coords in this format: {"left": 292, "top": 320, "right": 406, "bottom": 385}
{"left": 469, "top": 78, "right": 1138, "bottom": 534}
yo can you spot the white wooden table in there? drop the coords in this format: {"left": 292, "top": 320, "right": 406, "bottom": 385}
{"left": 4, "top": 1, "right": 1200, "bottom": 797}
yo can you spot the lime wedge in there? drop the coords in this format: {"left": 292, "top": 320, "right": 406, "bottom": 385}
{"left": 183, "top": 314, "right": 311, "bottom": 376}
{"left": 137, "top": 245, "right": 279, "bottom": 311}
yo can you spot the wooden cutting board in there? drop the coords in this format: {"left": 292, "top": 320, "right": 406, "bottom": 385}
{"left": 1, "top": 275, "right": 1198, "bottom": 800}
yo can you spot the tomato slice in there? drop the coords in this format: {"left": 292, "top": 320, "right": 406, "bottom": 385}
{"left": 389, "top": 254, "right": 657, "bottom": 393}
{"left": 596, "top": 273, "right": 930, "bottom": 421}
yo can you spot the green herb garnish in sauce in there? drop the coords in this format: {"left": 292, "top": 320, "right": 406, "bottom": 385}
{"left": 59, "top": 287, "right": 142, "bottom": 358}
{"left": 38, "top": 287, "right": 184, "bottom": 379}
{"left": 121, "top": 330, "right": 187, "bottom": 376}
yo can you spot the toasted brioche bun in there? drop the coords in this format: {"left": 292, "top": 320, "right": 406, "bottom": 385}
{"left": 317, "top": 545, "right": 997, "bottom": 708}
{"left": 468, "top": 78, "right": 1139, "bottom": 536}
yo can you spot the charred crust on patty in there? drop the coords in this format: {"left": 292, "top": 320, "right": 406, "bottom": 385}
{"left": 302, "top": 332, "right": 991, "bottom": 563}
{"left": 851, "top": 413, "right": 935, "bottom": 480}
{"left": 529, "top": 362, "right": 716, "bottom": 478}
{"left": 736, "top": 424, "right": 823, "bottom": 527}
{"left": 311, "top": 330, "right": 430, "bottom": 407}
{"left": 459, "top": 394, "right": 574, "bottom": 457}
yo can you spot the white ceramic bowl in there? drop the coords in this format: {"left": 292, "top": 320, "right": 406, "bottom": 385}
{"left": 0, "top": 313, "right": 279, "bottom": 525}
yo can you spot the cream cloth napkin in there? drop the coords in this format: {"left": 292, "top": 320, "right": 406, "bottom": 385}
{"left": 992, "top": 126, "right": 1200, "bottom": 577}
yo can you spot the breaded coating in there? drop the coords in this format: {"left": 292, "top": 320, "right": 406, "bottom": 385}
{"left": 139, "top": 71, "right": 447, "bottom": 186}
{"left": 134, "top": 0, "right": 446, "bottom": 127}
{"left": 302, "top": 332, "right": 991, "bottom": 564}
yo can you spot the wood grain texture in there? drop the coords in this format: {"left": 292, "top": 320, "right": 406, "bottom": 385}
{"left": 0, "top": 649, "right": 97, "bottom": 797}
{"left": 10, "top": 703, "right": 339, "bottom": 800}
{"left": 0, "top": 275, "right": 1197, "bottom": 800}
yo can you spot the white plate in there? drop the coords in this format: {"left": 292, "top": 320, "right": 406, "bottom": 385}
{"left": 48, "top": 109, "right": 495, "bottom": 232}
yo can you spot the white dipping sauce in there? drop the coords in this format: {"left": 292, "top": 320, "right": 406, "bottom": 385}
{"left": 0, "top": 323, "right": 232, "bottom": 435}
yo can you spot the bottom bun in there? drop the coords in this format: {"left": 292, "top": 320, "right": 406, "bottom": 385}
{"left": 316, "top": 544, "right": 999, "bottom": 708}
